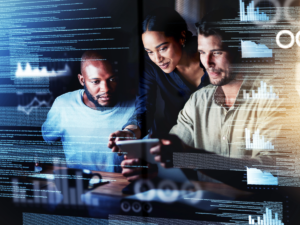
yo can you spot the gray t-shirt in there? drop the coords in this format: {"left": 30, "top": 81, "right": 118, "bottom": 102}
{"left": 42, "top": 89, "right": 135, "bottom": 172}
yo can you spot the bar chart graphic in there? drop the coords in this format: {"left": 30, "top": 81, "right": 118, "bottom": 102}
{"left": 245, "top": 128, "right": 274, "bottom": 150}
{"left": 243, "top": 81, "right": 279, "bottom": 100}
{"left": 240, "top": 0, "right": 269, "bottom": 21}
{"left": 195, "top": 200, "right": 283, "bottom": 224}
{"left": 249, "top": 208, "right": 284, "bottom": 225}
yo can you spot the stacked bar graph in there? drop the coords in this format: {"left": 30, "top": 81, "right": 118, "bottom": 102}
{"left": 245, "top": 128, "right": 274, "bottom": 150}
{"left": 249, "top": 208, "right": 284, "bottom": 225}
{"left": 243, "top": 81, "right": 279, "bottom": 100}
{"left": 240, "top": 0, "right": 269, "bottom": 21}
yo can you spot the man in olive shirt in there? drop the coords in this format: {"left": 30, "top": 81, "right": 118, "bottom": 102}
{"left": 150, "top": 9, "right": 283, "bottom": 174}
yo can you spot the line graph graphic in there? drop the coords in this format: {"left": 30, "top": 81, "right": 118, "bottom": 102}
{"left": 17, "top": 96, "right": 53, "bottom": 115}
{"left": 16, "top": 63, "right": 71, "bottom": 77}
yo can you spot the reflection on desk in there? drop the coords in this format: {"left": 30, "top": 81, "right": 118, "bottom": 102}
{"left": 90, "top": 171, "right": 130, "bottom": 197}
{"left": 13, "top": 167, "right": 251, "bottom": 207}
{"left": 11, "top": 167, "right": 266, "bottom": 223}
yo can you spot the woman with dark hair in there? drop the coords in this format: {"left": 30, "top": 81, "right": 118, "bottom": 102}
{"left": 108, "top": 8, "right": 209, "bottom": 177}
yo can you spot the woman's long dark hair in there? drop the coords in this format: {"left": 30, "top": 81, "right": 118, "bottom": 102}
{"left": 142, "top": 7, "right": 197, "bottom": 54}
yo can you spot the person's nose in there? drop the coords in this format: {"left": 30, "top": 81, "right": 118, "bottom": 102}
{"left": 154, "top": 52, "right": 163, "bottom": 64}
{"left": 100, "top": 80, "right": 110, "bottom": 93}
{"left": 202, "top": 53, "right": 214, "bottom": 69}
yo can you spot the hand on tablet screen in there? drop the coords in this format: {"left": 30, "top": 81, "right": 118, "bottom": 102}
{"left": 121, "top": 156, "right": 158, "bottom": 182}
{"left": 108, "top": 126, "right": 141, "bottom": 154}
{"left": 108, "top": 130, "right": 135, "bottom": 154}
{"left": 150, "top": 134, "right": 183, "bottom": 168}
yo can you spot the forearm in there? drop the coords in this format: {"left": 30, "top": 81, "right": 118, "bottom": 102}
{"left": 124, "top": 125, "right": 141, "bottom": 139}
{"left": 173, "top": 150, "right": 276, "bottom": 188}
{"left": 122, "top": 102, "right": 154, "bottom": 138}
{"left": 173, "top": 149, "right": 275, "bottom": 170}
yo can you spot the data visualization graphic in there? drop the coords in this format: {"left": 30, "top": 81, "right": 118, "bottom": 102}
{"left": 16, "top": 63, "right": 71, "bottom": 78}
{"left": 240, "top": 0, "right": 269, "bottom": 21}
{"left": 243, "top": 81, "right": 279, "bottom": 100}
{"left": 17, "top": 96, "right": 53, "bottom": 115}
{"left": 247, "top": 168, "right": 278, "bottom": 185}
{"left": 241, "top": 40, "right": 272, "bottom": 58}
{"left": 195, "top": 200, "right": 283, "bottom": 225}
{"left": 249, "top": 208, "right": 284, "bottom": 225}
{"left": 245, "top": 128, "right": 274, "bottom": 150}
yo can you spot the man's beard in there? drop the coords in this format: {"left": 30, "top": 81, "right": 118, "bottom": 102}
{"left": 207, "top": 68, "right": 236, "bottom": 86}
{"left": 83, "top": 84, "right": 115, "bottom": 111}
{"left": 209, "top": 76, "right": 232, "bottom": 86}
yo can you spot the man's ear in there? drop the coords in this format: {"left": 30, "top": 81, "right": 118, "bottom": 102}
{"left": 78, "top": 74, "right": 84, "bottom": 86}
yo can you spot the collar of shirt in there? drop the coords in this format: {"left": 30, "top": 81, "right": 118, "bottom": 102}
{"left": 212, "top": 76, "right": 255, "bottom": 110}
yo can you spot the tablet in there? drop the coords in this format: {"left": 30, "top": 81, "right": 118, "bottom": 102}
{"left": 116, "top": 139, "right": 159, "bottom": 163}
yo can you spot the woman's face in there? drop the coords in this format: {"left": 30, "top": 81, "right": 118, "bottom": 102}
{"left": 142, "top": 31, "right": 183, "bottom": 73}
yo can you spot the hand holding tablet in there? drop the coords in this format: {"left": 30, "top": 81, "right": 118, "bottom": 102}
{"left": 116, "top": 138, "right": 159, "bottom": 163}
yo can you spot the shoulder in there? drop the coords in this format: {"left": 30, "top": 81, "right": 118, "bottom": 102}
{"left": 119, "top": 95, "right": 135, "bottom": 108}
{"left": 180, "top": 85, "right": 216, "bottom": 113}
{"left": 53, "top": 90, "right": 83, "bottom": 106}
{"left": 190, "top": 84, "right": 216, "bottom": 102}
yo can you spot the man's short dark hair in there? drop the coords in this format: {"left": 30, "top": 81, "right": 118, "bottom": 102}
{"left": 80, "top": 50, "right": 131, "bottom": 93}
{"left": 80, "top": 51, "right": 109, "bottom": 74}
{"left": 80, "top": 50, "right": 125, "bottom": 79}
{"left": 195, "top": 8, "right": 240, "bottom": 61}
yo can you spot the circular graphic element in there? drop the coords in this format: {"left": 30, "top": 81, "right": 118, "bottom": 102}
{"left": 181, "top": 182, "right": 203, "bottom": 204}
{"left": 132, "top": 201, "right": 142, "bottom": 213}
{"left": 295, "top": 31, "right": 300, "bottom": 47}
{"left": 276, "top": 30, "right": 294, "bottom": 49}
{"left": 157, "top": 180, "right": 179, "bottom": 203}
{"left": 253, "top": 0, "right": 281, "bottom": 25}
{"left": 143, "top": 202, "right": 153, "bottom": 213}
{"left": 121, "top": 201, "right": 131, "bottom": 212}
{"left": 284, "top": 0, "right": 297, "bottom": 22}
{"left": 134, "top": 179, "right": 155, "bottom": 201}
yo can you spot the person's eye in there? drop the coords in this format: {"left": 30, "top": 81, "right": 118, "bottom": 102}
{"left": 159, "top": 47, "right": 167, "bottom": 52}
{"left": 199, "top": 51, "right": 205, "bottom": 55}
{"left": 213, "top": 51, "right": 223, "bottom": 56}
{"left": 92, "top": 80, "right": 100, "bottom": 84}
{"left": 109, "top": 77, "right": 118, "bottom": 82}
{"left": 146, "top": 50, "right": 153, "bottom": 54}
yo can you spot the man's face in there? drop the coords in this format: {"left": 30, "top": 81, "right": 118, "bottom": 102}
{"left": 198, "top": 34, "right": 235, "bottom": 86}
{"left": 80, "top": 61, "right": 118, "bottom": 107}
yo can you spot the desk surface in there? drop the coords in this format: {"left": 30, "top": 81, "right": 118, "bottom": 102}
{"left": 89, "top": 171, "right": 251, "bottom": 199}
{"left": 90, "top": 171, "right": 130, "bottom": 197}
{"left": 40, "top": 166, "right": 250, "bottom": 199}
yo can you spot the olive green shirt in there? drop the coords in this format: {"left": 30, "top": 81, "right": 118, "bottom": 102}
{"left": 170, "top": 77, "right": 283, "bottom": 161}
